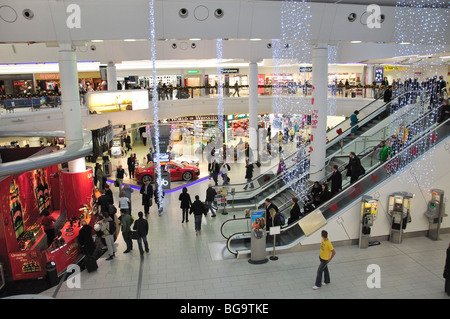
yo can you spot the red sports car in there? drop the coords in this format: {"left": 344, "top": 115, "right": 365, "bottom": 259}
{"left": 135, "top": 161, "right": 200, "bottom": 183}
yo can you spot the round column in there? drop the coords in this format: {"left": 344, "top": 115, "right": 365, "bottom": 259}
{"left": 309, "top": 43, "right": 328, "bottom": 181}
{"left": 248, "top": 61, "right": 258, "bottom": 163}
{"left": 59, "top": 43, "right": 85, "bottom": 172}
{"left": 107, "top": 61, "right": 117, "bottom": 91}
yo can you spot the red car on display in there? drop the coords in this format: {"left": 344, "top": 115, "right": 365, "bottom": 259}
{"left": 135, "top": 161, "right": 200, "bottom": 184}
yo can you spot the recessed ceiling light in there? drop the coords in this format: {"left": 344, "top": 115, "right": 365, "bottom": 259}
{"left": 399, "top": 42, "right": 411, "bottom": 45}
{"left": 124, "top": 39, "right": 137, "bottom": 42}
{"left": 91, "top": 40, "right": 104, "bottom": 43}
{"left": 250, "top": 38, "right": 262, "bottom": 41}
{"left": 189, "top": 38, "right": 201, "bottom": 41}
{"left": 350, "top": 41, "right": 362, "bottom": 43}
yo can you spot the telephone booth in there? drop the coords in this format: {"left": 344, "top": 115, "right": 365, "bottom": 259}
{"left": 424, "top": 189, "right": 446, "bottom": 241}
{"left": 388, "top": 192, "right": 413, "bottom": 244}
{"left": 359, "top": 195, "right": 378, "bottom": 248}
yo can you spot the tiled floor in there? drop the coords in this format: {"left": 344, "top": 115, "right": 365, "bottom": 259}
{"left": 39, "top": 167, "right": 449, "bottom": 299}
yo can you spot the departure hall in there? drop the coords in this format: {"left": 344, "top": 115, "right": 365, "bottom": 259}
{"left": 0, "top": 0, "right": 449, "bottom": 304}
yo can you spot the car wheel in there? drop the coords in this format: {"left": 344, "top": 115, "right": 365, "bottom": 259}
{"left": 182, "top": 171, "right": 193, "bottom": 181}
{"left": 142, "top": 175, "right": 153, "bottom": 183}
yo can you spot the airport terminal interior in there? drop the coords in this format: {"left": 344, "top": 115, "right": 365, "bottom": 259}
{"left": 0, "top": 0, "right": 449, "bottom": 302}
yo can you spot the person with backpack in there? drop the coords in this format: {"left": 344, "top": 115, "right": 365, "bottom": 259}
{"left": 99, "top": 212, "right": 116, "bottom": 261}
{"left": 133, "top": 211, "right": 149, "bottom": 256}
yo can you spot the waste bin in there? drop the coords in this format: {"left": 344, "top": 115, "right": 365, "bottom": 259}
{"left": 46, "top": 261, "right": 58, "bottom": 287}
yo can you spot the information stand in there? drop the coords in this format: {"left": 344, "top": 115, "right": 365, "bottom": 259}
{"left": 248, "top": 210, "right": 268, "bottom": 264}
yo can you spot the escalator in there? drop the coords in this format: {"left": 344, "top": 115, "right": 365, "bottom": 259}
{"left": 223, "top": 108, "right": 448, "bottom": 258}
{"left": 220, "top": 90, "right": 427, "bottom": 210}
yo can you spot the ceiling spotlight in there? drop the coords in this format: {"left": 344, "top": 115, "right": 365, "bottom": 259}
{"left": 179, "top": 8, "right": 188, "bottom": 18}
{"left": 172, "top": 43, "right": 177, "bottom": 49}
{"left": 267, "top": 43, "right": 272, "bottom": 49}
{"left": 348, "top": 13, "right": 357, "bottom": 22}
{"left": 214, "top": 8, "right": 224, "bottom": 18}
{"left": 22, "top": 9, "right": 34, "bottom": 20}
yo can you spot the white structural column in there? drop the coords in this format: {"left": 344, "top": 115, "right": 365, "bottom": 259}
{"left": 309, "top": 43, "right": 328, "bottom": 181}
{"left": 248, "top": 61, "right": 258, "bottom": 163}
{"left": 107, "top": 61, "right": 117, "bottom": 91}
{"left": 59, "top": 43, "right": 86, "bottom": 172}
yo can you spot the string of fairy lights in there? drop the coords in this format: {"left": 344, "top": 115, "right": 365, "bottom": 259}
{"left": 388, "top": 0, "right": 448, "bottom": 188}
{"left": 149, "top": 0, "right": 163, "bottom": 206}
{"left": 272, "top": 0, "right": 312, "bottom": 199}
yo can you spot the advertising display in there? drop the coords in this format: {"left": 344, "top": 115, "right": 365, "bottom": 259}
{"left": 251, "top": 210, "right": 266, "bottom": 232}
{"left": 91, "top": 124, "right": 114, "bottom": 157}
{"left": 0, "top": 160, "right": 98, "bottom": 281}
{"left": 87, "top": 89, "right": 148, "bottom": 113}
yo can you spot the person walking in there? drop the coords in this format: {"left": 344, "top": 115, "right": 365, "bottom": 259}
{"left": 133, "top": 211, "right": 149, "bottom": 256}
{"left": 127, "top": 154, "right": 135, "bottom": 178}
{"left": 122, "top": 184, "right": 134, "bottom": 215}
{"left": 95, "top": 163, "right": 106, "bottom": 191}
{"left": 99, "top": 212, "right": 116, "bottom": 260}
{"left": 221, "top": 162, "right": 230, "bottom": 185}
{"left": 115, "top": 165, "right": 127, "bottom": 193}
{"left": 243, "top": 159, "right": 254, "bottom": 190}
{"left": 119, "top": 209, "right": 133, "bottom": 253}
{"left": 232, "top": 81, "right": 240, "bottom": 97}
{"left": 179, "top": 187, "right": 192, "bottom": 223}
{"left": 140, "top": 179, "right": 153, "bottom": 216}
{"left": 313, "top": 230, "right": 336, "bottom": 290}
{"left": 190, "top": 195, "right": 207, "bottom": 236}
{"left": 118, "top": 191, "right": 130, "bottom": 215}
{"left": 205, "top": 184, "right": 217, "bottom": 217}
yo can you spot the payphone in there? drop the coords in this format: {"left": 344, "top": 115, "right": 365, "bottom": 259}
{"left": 359, "top": 196, "right": 378, "bottom": 248}
{"left": 424, "top": 189, "right": 446, "bottom": 241}
{"left": 388, "top": 192, "right": 413, "bottom": 244}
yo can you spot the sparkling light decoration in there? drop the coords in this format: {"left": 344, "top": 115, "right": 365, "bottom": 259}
{"left": 272, "top": 0, "right": 312, "bottom": 198}
{"left": 327, "top": 44, "right": 338, "bottom": 116}
{"left": 149, "top": 0, "right": 163, "bottom": 205}
{"left": 216, "top": 39, "right": 225, "bottom": 133}
{"left": 388, "top": 0, "right": 448, "bottom": 187}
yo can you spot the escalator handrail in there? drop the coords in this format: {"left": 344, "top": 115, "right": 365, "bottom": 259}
{"left": 227, "top": 118, "right": 450, "bottom": 255}
{"left": 224, "top": 113, "right": 448, "bottom": 256}
{"left": 326, "top": 90, "right": 426, "bottom": 149}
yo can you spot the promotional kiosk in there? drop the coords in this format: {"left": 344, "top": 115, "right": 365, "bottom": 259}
{"left": 0, "top": 164, "right": 98, "bottom": 281}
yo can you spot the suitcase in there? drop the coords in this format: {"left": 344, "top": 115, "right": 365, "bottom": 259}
{"left": 84, "top": 255, "right": 98, "bottom": 273}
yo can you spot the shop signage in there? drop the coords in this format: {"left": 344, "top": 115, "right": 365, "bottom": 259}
{"left": 220, "top": 68, "right": 239, "bottom": 74}
{"left": 299, "top": 67, "right": 312, "bottom": 73}
{"left": 37, "top": 73, "right": 60, "bottom": 80}
{"left": 186, "top": 70, "right": 199, "bottom": 74}
{"left": 91, "top": 124, "right": 113, "bottom": 156}
{"left": 166, "top": 115, "right": 218, "bottom": 122}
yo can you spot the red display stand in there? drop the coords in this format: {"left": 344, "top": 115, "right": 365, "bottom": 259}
{"left": 0, "top": 165, "right": 97, "bottom": 281}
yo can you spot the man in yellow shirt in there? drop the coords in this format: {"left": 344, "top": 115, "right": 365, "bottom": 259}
{"left": 313, "top": 230, "right": 336, "bottom": 290}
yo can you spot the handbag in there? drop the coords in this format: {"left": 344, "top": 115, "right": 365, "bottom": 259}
{"left": 130, "top": 230, "right": 140, "bottom": 240}
{"left": 114, "top": 180, "right": 120, "bottom": 187}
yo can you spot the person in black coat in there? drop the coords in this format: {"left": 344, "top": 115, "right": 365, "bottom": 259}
{"left": 133, "top": 211, "right": 149, "bottom": 256}
{"left": 319, "top": 183, "right": 331, "bottom": 205}
{"left": 264, "top": 198, "right": 279, "bottom": 229}
{"left": 444, "top": 242, "right": 450, "bottom": 296}
{"left": 310, "top": 181, "right": 322, "bottom": 206}
{"left": 179, "top": 187, "right": 192, "bottom": 223}
{"left": 302, "top": 196, "right": 315, "bottom": 215}
{"left": 327, "top": 165, "right": 342, "bottom": 196}
{"left": 205, "top": 184, "right": 217, "bottom": 217}
{"left": 78, "top": 220, "right": 95, "bottom": 256}
{"left": 190, "top": 195, "right": 207, "bottom": 235}
{"left": 140, "top": 180, "right": 153, "bottom": 216}
{"left": 243, "top": 159, "right": 254, "bottom": 190}
{"left": 97, "top": 189, "right": 113, "bottom": 214}
{"left": 288, "top": 197, "right": 301, "bottom": 224}
{"left": 345, "top": 152, "right": 364, "bottom": 184}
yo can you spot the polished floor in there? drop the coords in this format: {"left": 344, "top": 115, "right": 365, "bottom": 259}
{"left": 39, "top": 170, "right": 449, "bottom": 299}
{"left": 35, "top": 138, "right": 450, "bottom": 300}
